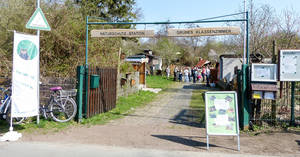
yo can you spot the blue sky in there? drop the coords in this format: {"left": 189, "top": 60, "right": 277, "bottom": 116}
{"left": 135, "top": 0, "right": 300, "bottom": 30}
{"left": 136, "top": 0, "right": 300, "bottom": 22}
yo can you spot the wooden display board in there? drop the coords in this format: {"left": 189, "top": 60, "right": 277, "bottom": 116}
{"left": 91, "top": 29, "right": 155, "bottom": 38}
{"left": 168, "top": 27, "right": 240, "bottom": 37}
{"left": 205, "top": 91, "right": 240, "bottom": 150}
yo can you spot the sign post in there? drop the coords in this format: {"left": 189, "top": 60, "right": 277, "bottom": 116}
{"left": 25, "top": 0, "right": 51, "bottom": 125}
{"left": 205, "top": 91, "right": 240, "bottom": 151}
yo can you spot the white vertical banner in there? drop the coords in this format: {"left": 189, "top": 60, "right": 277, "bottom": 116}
{"left": 12, "top": 32, "right": 39, "bottom": 117}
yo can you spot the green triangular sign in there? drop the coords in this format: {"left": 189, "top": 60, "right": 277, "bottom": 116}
{"left": 26, "top": 8, "right": 51, "bottom": 31}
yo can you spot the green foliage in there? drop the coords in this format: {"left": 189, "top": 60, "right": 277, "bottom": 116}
{"left": 0, "top": 0, "right": 138, "bottom": 77}
{"left": 119, "top": 62, "right": 135, "bottom": 73}
{"left": 76, "top": 0, "right": 137, "bottom": 22}
{"left": 152, "top": 37, "right": 182, "bottom": 65}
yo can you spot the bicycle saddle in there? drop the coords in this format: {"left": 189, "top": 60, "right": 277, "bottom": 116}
{"left": 50, "top": 86, "right": 62, "bottom": 91}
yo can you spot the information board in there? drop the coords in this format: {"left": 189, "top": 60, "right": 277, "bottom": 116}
{"left": 251, "top": 64, "right": 277, "bottom": 82}
{"left": 205, "top": 91, "right": 240, "bottom": 150}
{"left": 205, "top": 91, "right": 239, "bottom": 136}
{"left": 279, "top": 50, "right": 300, "bottom": 81}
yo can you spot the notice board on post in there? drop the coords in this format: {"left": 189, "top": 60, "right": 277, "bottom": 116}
{"left": 279, "top": 50, "right": 300, "bottom": 81}
{"left": 251, "top": 64, "right": 277, "bottom": 82}
{"left": 205, "top": 91, "right": 240, "bottom": 150}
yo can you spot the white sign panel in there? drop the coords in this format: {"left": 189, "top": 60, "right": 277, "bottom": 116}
{"left": 12, "top": 32, "right": 39, "bottom": 117}
{"left": 168, "top": 27, "right": 240, "bottom": 37}
{"left": 279, "top": 50, "right": 300, "bottom": 81}
{"left": 220, "top": 57, "right": 242, "bottom": 82}
{"left": 251, "top": 64, "right": 277, "bottom": 82}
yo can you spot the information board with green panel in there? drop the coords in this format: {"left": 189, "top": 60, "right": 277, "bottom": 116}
{"left": 205, "top": 91, "right": 240, "bottom": 150}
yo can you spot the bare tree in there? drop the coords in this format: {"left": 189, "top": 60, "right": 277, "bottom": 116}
{"left": 275, "top": 8, "right": 300, "bottom": 49}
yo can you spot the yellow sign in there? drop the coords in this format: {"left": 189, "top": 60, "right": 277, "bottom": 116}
{"left": 168, "top": 27, "right": 240, "bottom": 37}
{"left": 91, "top": 29, "right": 155, "bottom": 38}
{"left": 252, "top": 91, "right": 262, "bottom": 99}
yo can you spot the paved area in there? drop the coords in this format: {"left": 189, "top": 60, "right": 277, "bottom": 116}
{"left": 0, "top": 142, "right": 278, "bottom": 157}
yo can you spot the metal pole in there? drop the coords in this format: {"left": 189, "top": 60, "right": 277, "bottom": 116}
{"left": 85, "top": 16, "right": 89, "bottom": 67}
{"left": 9, "top": 98, "right": 13, "bottom": 131}
{"left": 241, "top": 11, "right": 250, "bottom": 129}
{"left": 84, "top": 16, "right": 89, "bottom": 117}
{"left": 237, "top": 135, "right": 240, "bottom": 151}
{"left": 76, "top": 66, "right": 84, "bottom": 122}
{"left": 206, "top": 135, "right": 209, "bottom": 150}
{"left": 246, "top": 11, "right": 249, "bottom": 64}
{"left": 87, "top": 19, "right": 247, "bottom": 25}
{"left": 36, "top": 0, "right": 40, "bottom": 125}
{"left": 291, "top": 82, "right": 295, "bottom": 126}
{"left": 243, "top": 0, "right": 246, "bottom": 64}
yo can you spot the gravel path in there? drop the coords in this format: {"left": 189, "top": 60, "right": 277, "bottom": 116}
{"left": 18, "top": 83, "right": 300, "bottom": 156}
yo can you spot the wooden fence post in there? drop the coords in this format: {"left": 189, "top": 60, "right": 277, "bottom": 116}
{"left": 271, "top": 40, "right": 277, "bottom": 123}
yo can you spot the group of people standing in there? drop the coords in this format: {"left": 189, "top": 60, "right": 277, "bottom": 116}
{"left": 166, "top": 65, "right": 211, "bottom": 87}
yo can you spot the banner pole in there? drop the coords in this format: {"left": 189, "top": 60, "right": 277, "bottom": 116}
{"left": 36, "top": 0, "right": 40, "bottom": 125}
{"left": 206, "top": 135, "right": 209, "bottom": 150}
{"left": 9, "top": 98, "right": 13, "bottom": 132}
{"left": 237, "top": 135, "right": 240, "bottom": 151}
{"left": 10, "top": 31, "right": 16, "bottom": 132}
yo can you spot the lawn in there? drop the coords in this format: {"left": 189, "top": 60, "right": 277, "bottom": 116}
{"left": 0, "top": 75, "right": 176, "bottom": 133}
{"left": 189, "top": 89, "right": 207, "bottom": 126}
{"left": 146, "top": 75, "right": 175, "bottom": 89}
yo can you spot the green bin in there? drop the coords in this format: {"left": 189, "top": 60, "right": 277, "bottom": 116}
{"left": 90, "top": 74, "right": 100, "bottom": 88}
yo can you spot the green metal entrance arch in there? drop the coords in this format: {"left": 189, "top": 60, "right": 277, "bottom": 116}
{"left": 81, "top": 12, "right": 250, "bottom": 129}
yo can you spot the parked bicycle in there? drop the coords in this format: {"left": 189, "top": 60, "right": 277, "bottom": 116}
{"left": 40, "top": 86, "right": 77, "bottom": 123}
{"left": 0, "top": 87, "right": 25, "bottom": 125}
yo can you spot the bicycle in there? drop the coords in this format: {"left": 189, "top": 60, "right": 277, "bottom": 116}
{"left": 39, "top": 86, "right": 77, "bottom": 123}
{"left": 0, "top": 87, "right": 25, "bottom": 125}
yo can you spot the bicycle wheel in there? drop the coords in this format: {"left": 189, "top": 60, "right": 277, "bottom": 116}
{"left": 50, "top": 98, "right": 77, "bottom": 123}
{"left": 5, "top": 109, "right": 25, "bottom": 125}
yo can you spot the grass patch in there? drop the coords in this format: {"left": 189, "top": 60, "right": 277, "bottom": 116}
{"left": 0, "top": 117, "right": 77, "bottom": 134}
{"left": 146, "top": 75, "right": 175, "bottom": 89}
{"left": 0, "top": 91, "right": 157, "bottom": 133}
{"left": 0, "top": 76, "right": 176, "bottom": 133}
{"left": 81, "top": 90, "right": 157, "bottom": 125}
{"left": 190, "top": 89, "right": 207, "bottom": 126}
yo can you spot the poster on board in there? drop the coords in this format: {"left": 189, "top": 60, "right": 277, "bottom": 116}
{"left": 279, "top": 50, "right": 300, "bottom": 81}
{"left": 205, "top": 91, "right": 239, "bottom": 135}
{"left": 205, "top": 91, "right": 240, "bottom": 150}
{"left": 11, "top": 32, "right": 39, "bottom": 117}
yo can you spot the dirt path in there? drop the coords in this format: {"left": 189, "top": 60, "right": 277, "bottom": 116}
{"left": 21, "top": 83, "right": 300, "bottom": 156}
